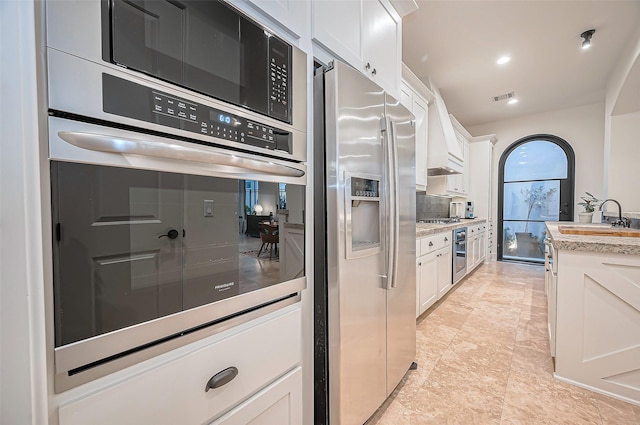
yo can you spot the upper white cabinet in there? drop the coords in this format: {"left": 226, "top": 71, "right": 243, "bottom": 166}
{"left": 401, "top": 64, "right": 434, "bottom": 192}
{"left": 400, "top": 80, "right": 429, "bottom": 191}
{"left": 468, "top": 134, "right": 498, "bottom": 260}
{"left": 312, "top": 0, "right": 401, "bottom": 96}
{"left": 246, "top": 0, "right": 309, "bottom": 38}
{"left": 443, "top": 128, "right": 469, "bottom": 196}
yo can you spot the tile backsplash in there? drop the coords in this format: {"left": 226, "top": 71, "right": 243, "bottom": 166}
{"left": 416, "top": 194, "right": 450, "bottom": 221}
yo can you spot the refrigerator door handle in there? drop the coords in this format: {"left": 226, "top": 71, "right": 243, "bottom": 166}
{"left": 382, "top": 117, "right": 399, "bottom": 290}
{"left": 389, "top": 120, "right": 400, "bottom": 289}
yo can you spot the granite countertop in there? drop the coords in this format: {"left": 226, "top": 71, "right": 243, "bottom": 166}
{"left": 416, "top": 218, "right": 486, "bottom": 238}
{"left": 545, "top": 221, "right": 640, "bottom": 255}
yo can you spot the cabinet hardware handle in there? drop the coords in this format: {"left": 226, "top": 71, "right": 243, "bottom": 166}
{"left": 444, "top": 237, "right": 448, "bottom": 242}
{"left": 205, "top": 366, "right": 238, "bottom": 392}
{"left": 429, "top": 241, "right": 433, "bottom": 247}
{"left": 418, "top": 262, "right": 422, "bottom": 266}
{"left": 372, "top": 68, "right": 377, "bottom": 75}
{"left": 365, "top": 62, "right": 371, "bottom": 70}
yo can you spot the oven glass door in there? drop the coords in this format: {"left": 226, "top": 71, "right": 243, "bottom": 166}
{"left": 51, "top": 161, "right": 304, "bottom": 348}
{"left": 454, "top": 229, "right": 467, "bottom": 278}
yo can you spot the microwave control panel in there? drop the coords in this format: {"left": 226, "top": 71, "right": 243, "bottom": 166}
{"left": 102, "top": 74, "right": 292, "bottom": 154}
{"left": 268, "top": 37, "right": 291, "bottom": 121}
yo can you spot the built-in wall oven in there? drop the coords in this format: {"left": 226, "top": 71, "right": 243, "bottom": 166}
{"left": 45, "top": 0, "right": 307, "bottom": 391}
{"left": 453, "top": 227, "right": 467, "bottom": 283}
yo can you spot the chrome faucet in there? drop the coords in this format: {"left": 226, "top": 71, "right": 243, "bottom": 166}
{"left": 599, "top": 199, "right": 630, "bottom": 228}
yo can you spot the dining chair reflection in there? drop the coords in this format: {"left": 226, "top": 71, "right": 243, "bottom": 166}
{"left": 257, "top": 222, "right": 279, "bottom": 260}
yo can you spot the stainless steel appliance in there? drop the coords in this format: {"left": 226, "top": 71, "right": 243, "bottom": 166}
{"left": 453, "top": 227, "right": 467, "bottom": 283}
{"left": 465, "top": 201, "right": 475, "bottom": 218}
{"left": 450, "top": 201, "right": 464, "bottom": 218}
{"left": 45, "top": 0, "right": 307, "bottom": 391}
{"left": 419, "top": 217, "right": 461, "bottom": 224}
{"left": 313, "top": 61, "right": 416, "bottom": 425}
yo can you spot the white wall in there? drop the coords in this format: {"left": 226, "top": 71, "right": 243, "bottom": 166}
{"left": 608, "top": 111, "right": 640, "bottom": 211}
{"left": 469, "top": 102, "right": 606, "bottom": 224}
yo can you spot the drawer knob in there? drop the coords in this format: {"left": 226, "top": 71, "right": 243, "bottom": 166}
{"left": 205, "top": 366, "right": 238, "bottom": 392}
{"left": 429, "top": 241, "right": 433, "bottom": 247}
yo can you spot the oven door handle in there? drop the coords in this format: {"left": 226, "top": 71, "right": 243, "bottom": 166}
{"left": 57, "top": 131, "right": 305, "bottom": 177}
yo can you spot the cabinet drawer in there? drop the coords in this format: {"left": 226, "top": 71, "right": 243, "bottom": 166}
{"left": 59, "top": 307, "right": 302, "bottom": 425}
{"left": 419, "top": 231, "right": 451, "bottom": 255}
{"left": 210, "top": 367, "right": 302, "bottom": 425}
{"left": 469, "top": 223, "right": 486, "bottom": 236}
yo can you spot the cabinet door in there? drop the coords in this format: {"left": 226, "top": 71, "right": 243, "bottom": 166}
{"left": 246, "top": 0, "right": 309, "bottom": 38}
{"left": 462, "top": 140, "right": 470, "bottom": 195}
{"left": 400, "top": 82, "right": 413, "bottom": 110}
{"left": 312, "top": 0, "right": 362, "bottom": 66}
{"left": 57, "top": 308, "right": 302, "bottom": 425}
{"left": 210, "top": 367, "right": 302, "bottom": 425}
{"left": 362, "top": 0, "right": 400, "bottom": 95}
{"left": 412, "top": 95, "right": 428, "bottom": 190}
{"left": 436, "top": 248, "right": 453, "bottom": 299}
{"left": 446, "top": 174, "right": 463, "bottom": 194}
{"left": 417, "top": 252, "right": 438, "bottom": 316}
{"left": 478, "top": 232, "right": 486, "bottom": 263}
{"left": 467, "top": 235, "right": 476, "bottom": 272}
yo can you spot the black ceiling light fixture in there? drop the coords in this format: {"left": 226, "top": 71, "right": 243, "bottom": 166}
{"left": 581, "top": 29, "right": 596, "bottom": 50}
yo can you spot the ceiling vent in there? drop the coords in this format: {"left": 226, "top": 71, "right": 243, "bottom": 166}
{"left": 493, "top": 91, "right": 515, "bottom": 102}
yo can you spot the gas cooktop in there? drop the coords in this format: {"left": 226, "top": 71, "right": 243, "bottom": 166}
{"left": 417, "top": 217, "right": 461, "bottom": 224}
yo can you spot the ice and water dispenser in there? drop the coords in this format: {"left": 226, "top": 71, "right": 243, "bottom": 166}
{"left": 344, "top": 173, "right": 382, "bottom": 258}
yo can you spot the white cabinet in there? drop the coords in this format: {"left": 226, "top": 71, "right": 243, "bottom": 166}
{"left": 400, "top": 80, "right": 429, "bottom": 191}
{"left": 466, "top": 222, "right": 487, "bottom": 273}
{"left": 436, "top": 245, "right": 453, "bottom": 300}
{"left": 554, "top": 248, "right": 640, "bottom": 404}
{"left": 444, "top": 130, "right": 469, "bottom": 196}
{"left": 429, "top": 138, "right": 468, "bottom": 197}
{"left": 468, "top": 135, "right": 498, "bottom": 260}
{"left": 312, "top": 0, "right": 401, "bottom": 96}
{"left": 416, "top": 252, "right": 437, "bottom": 317}
{"left": 427, "top": 116, "right": 470, "bottom": 197}
{"left": 57, "top": 307, "right": 302, "bottom": 425}
{"left": 210, "top": 367, "right": 302, "bottom": 425}
{"left": 246, "top": 0, "right": 309, "bottom": 38}
{"left": 416, "top": 231, "right": 452, "bottom": 317}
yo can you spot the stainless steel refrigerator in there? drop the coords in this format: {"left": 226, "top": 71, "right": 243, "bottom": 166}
{"left": 314, "top": 60, "right": 416, "bottom": 425}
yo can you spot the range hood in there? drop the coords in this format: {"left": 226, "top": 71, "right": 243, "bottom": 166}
{"left": 427, "top": 92, "right": 463, "bottom": 176}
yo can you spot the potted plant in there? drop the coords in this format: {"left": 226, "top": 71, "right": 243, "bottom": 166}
{"left": 577, "top": 192, "right": 600, "bottom": 223}
{"left": 515, "top": 185, "right": 557, "bottom": 257}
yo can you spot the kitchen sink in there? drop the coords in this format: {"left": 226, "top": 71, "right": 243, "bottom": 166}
{"left": 558, "top": 225, "right": 640, "bottom": 237}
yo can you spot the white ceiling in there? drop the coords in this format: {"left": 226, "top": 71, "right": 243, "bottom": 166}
{"left": 402, "top": 1, "right": 640, "bottom": 128}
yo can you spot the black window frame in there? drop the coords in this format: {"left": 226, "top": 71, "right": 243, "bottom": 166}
{"left": 497, "top": 134, "right": 575, "bottom": 263}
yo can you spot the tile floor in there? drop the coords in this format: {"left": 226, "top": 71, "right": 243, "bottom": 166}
{"left": 366, "top": 261, "right": 640, "bottom": 424}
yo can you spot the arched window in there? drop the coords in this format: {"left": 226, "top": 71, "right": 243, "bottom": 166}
{"left": 498, "top": 135, "right": 575, "bottom": 263}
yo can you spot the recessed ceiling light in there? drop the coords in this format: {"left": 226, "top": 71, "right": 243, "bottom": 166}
{"left": 508, "top": 98, "right": 519, "bottom": 105}
{"left": 497, "top": 56, "right": 511, "bottom": 65}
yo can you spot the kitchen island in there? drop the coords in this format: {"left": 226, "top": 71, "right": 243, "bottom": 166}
{"left": 545, "top": 222, "right": 640, "bottom": 406}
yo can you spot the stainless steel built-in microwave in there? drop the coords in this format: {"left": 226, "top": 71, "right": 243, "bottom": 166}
{"left": 45, "top": 0, "right": 307, "bottom": 391}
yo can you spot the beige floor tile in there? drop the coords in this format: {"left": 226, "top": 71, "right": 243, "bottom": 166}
{"left": 366, "top": 261, "right": 640, "bottom": 425}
